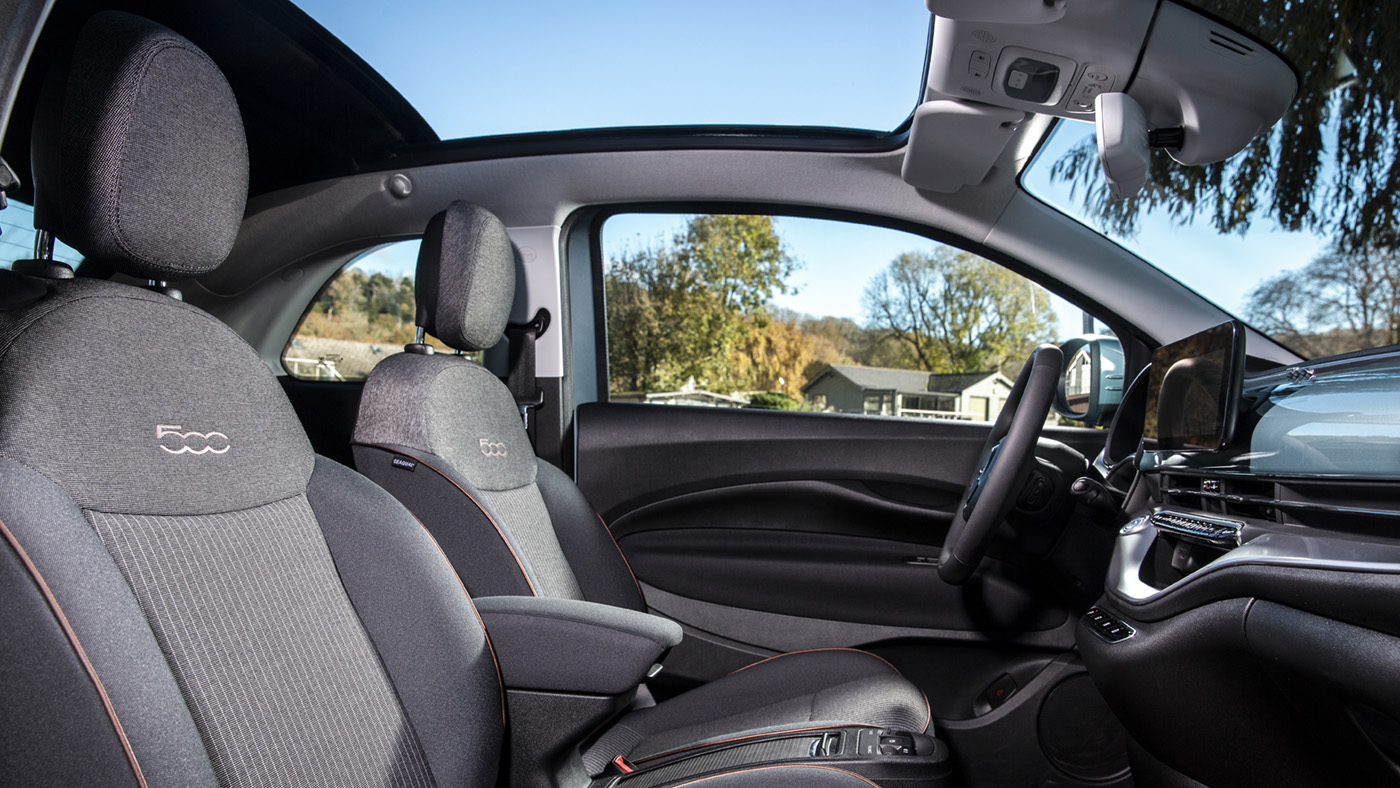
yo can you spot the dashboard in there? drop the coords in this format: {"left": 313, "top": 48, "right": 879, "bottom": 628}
{"left": 1076, "top": 325, "right": 1400, "bottom": 788}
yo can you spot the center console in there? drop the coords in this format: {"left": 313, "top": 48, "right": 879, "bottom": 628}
{"left": 475, "top": 595, "right": 953, "bottom": 787}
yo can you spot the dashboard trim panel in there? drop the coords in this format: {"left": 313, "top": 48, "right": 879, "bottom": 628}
{"left": 1109, "top": 524, "right": 1400, "bottom": 604}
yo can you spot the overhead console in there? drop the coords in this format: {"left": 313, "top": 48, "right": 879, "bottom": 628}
{"left": 924, "top": 0, "right": 1151, "bottom": 120}
{"left": 905, "top": 0, "right": 1296, "bottom": 193}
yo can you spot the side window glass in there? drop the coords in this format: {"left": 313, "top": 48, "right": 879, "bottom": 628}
{"left": 283, "top": 241, "right": 464, "bottom": 381}
{"left": 0, "top": 202, "right": 83, "bottom": 269}
{"left": 601, "top": 213, "right": 1111, "bottom": 423}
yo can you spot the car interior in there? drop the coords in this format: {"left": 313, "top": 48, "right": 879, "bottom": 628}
{"left": 2, "top": 1, "right": 1398, "bottom": 787}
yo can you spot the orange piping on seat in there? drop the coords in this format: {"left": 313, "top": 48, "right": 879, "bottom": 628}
{"left": 410, "top": 514, "right": 507, "bottom": 724}
{"left": 634, "top": 724, "right": 852, "bottom": 764}
{"left": 594, "top": 510, "right": 645, "bottom": 604}
{"left": 728, "top": 647, "right": 900, "bottom": 676}
{"left": 356, "top": 443, "right": 538, "bottom": 596}
{"left": 0, "top": 517, "right": 149, "bottom": 788}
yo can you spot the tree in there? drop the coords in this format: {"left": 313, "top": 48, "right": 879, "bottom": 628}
{"left": 364, "top": 272, "right": 401, "bottom": 319}
{"left": 745, "top": 391, "right": 804, "bottom": 411}
{"left": 1246, "top": 245, "right": 1400, "bottom": 356}
{"left": 320, "top": 269, "right": 366, "bottom": 317}
{"left": 730, "top": 316, "right": 815, "bottom": 397}
{"left": 300, "top": 267, "right": 422, "bottom": 345}
{"left": 863, "top": 248, "right": 1057, "bottom": 376}
{"left": 605, "top": 215, "right": 798, "bottom": 393}
{"left": 1051, "top": 2, "right": 1400, "bottom": 254}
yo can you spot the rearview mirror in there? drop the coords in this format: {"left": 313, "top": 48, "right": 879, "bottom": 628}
{"left": 1095, "top": 92, "right": 1149, "bottom": 200}
{"left": 1053, "top": 335, "right": 1124, "bottom": 426}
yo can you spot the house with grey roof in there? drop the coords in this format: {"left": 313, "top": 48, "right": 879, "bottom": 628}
{"left": 801, "top": 364, "right": 1013, "bottom": 421}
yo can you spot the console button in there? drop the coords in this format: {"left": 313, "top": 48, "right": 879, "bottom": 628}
{"left": 1003, "top": 57, "right": 1060, "bottom": 103}
{"left": 984, "top": 673, "right": 1019, "bottom": 709}
{"left": 1084, "top": 606, "right": 1136, "bottom": 643}
{"left": 969, "top": 50, "right": 991, "bottom": 80}
{"left": 874, "top": 730, "right": 916, "bottom": 756}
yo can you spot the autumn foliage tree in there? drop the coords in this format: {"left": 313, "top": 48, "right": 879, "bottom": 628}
{"left": 605, "top": 215, "right": 800, "bottom": 394}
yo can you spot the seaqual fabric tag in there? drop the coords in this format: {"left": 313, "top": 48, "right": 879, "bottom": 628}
{"left": 391, "top": 456, "right": 418, "bottom": 472}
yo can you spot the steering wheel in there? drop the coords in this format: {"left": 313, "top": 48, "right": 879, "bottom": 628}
{"left": 939, "top": 344, "right": 1063, "bottom": 585}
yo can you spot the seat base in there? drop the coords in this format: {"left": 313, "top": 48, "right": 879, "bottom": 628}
{"left": 585, "top": 648, "right": 931, "bottom": 772}
{"left": 593, "top": 725, "right": 952, "bottom": 788}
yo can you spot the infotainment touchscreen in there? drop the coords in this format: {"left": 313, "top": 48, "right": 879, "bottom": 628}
{"left": 1143, "top": 320, "right": 1245, "bottom": 451}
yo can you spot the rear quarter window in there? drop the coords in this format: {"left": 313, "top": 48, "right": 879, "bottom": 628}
{"left": 283, "top": 241, "right": 464, "bottom": 381}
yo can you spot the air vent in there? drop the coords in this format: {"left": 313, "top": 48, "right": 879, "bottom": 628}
{"left": 1160, "top": 473, "right": 1277, "bottom": 520}
{"left": 1208, "top": 30, "right": 1255, "bottom": 57}
{"left": 1275, "top": 480, "right": 1400, "bottom": 535}
{"left": 1155, "top": 472, "right": 1400, "bottom": 537}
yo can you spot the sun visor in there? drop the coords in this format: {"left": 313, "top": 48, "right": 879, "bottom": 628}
{"left": 901, "top": 101, "right": 1028, "bottom": 193}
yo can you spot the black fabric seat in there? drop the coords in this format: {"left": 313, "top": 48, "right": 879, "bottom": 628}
{"left": 0, "top": 12, "right": 877, "bottom": 788}
{"left": 351, "top": 201, "right": 931, "bottom": 773}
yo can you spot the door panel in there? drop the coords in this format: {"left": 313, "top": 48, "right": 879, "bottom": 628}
{"left": 577, "top": 402, "right": 992, "bottom": 522}
{"left": 575, "top": 403, "right": 1104, "bottom": 666}
{"left": 621, "top": 525, "right": 1067, "bottom": 632}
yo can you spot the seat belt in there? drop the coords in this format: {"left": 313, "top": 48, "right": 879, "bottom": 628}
{"left": 505, "top": 308, "right": 550, "bottom": 436}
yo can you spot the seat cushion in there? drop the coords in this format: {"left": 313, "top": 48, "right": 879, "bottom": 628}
{"left": 583, "top": 648, "right": 930, "bottom": 772}
{"left": 662, "top": 765, "right": 881, "bottom": 787}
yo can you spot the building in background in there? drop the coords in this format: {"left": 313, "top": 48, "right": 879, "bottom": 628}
{"left": 802, "top": 365, "right": 1012, "bottom": 421}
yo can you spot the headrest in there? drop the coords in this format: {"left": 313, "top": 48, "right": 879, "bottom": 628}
{"left": 46, "top": 11, "right": 248, "bottom": 279}
{"left": 415, "top": 202, "right": 516, "bottom": 351}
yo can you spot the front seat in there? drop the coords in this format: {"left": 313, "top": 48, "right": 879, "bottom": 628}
{"left": 0, "top": 11, "right": 875, "bottom": 788}
{"left": 351, "top": 201, "right": 931, "bottom": 772}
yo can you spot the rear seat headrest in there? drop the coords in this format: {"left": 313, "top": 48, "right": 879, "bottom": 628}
{"left": 415, "top": 201, "right": 517, "bottom": 352}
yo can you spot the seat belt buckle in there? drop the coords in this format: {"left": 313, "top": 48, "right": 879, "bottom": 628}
{"left": 608, "top": 755, "right": 636, "bottom": 775}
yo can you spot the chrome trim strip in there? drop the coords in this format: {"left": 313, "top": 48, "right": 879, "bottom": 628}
{"left": 1109, "top": 529, "right": 1400, "bottom": 604}
{"left": 1150, "top": 509, "right": 1243, "bottom": 547}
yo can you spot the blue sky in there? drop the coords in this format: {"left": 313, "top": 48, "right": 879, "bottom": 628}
{"left": 1022, "top": 123, "right": 1326, "bottom": 321}
{"left": 304, "top": 1, "right": 1328, "bottom": 342}
{"left": 292, "top": 0, "right": 931, "bottom": 138}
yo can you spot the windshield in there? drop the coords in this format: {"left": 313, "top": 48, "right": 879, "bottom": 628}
{"left": 1024, "top": 1, "right": 1400, "bottom": 361}
{"left": 291, "top": 1, "right": 931, "bottom": 140}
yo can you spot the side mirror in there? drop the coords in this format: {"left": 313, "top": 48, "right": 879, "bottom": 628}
{"left": 1054, "top": 335, "right": 1124, "bottom": 426}
{"left": 1094, "top": 92, "right": 1149, "bottom": 200}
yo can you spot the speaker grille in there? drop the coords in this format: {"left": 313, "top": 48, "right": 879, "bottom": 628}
{"left": 1038, "top": 675, "right": 1130, "bottom": 781}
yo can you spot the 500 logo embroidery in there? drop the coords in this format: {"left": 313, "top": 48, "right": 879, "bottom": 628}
{"left": 157, "top": 424, "right": 230, "bottom": 455}
{"left": 479, "top": 439, "right": 507, "bottom": 458}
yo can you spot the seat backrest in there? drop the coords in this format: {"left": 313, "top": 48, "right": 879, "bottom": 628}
{"left": 352, "top": 202, "right": 645, "bottom": 611}
{"left": 0, "top": 13, "right": 501, "bottom": 787}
